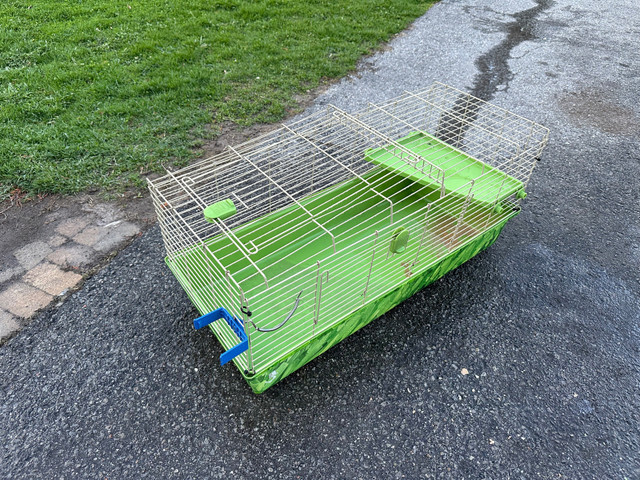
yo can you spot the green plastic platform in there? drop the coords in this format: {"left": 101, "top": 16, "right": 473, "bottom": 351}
{"left": 365, "top": 132, "right": 523, "bottom": 206}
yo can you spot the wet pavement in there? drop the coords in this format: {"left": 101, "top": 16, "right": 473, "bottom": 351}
{"left": 1, "top": 0, "right": 639, "bottom": 478}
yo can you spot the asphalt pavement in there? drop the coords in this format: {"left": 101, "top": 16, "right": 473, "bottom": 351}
{"left": 2, "top": 0, "right": 639, "bottom": 478}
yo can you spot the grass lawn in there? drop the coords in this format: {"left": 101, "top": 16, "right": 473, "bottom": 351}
{"left": 0, "top": 0, "right": 434, "bottom": 196}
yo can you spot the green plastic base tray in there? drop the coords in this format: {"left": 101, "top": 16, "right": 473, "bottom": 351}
{"left": 239, "top": 215, "right": 513, "bottom": 393}
{"left": 166, "top": 168, "right": 516, "bottom": 392}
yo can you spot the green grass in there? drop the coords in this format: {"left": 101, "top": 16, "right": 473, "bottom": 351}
{"left": 0, "top": 0, "right": 433, "bottom": 195}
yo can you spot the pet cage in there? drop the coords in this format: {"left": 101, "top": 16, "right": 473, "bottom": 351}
{"left": 148, "top": 82, "right": 549, "bottom": 393}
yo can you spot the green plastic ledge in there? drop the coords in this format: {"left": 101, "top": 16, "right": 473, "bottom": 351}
{"left": 203, "top": 199, "right": 236, "bottom": 223}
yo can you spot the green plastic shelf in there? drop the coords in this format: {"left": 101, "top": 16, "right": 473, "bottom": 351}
{"left": 365, "top": 132, "right": 524, "bottom": 206}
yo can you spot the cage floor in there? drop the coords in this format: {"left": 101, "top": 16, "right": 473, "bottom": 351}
{"left": 167, "top": 167, "right": 512, "bottom": 373}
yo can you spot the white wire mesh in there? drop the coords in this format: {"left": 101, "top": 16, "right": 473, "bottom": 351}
{"left": 148, "top": 82, "right": 549, "bottom": 374}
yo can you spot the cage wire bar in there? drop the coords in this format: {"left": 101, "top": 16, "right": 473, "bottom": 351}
{"left": 148, "top": 82, "right": 549, "bottom": 382}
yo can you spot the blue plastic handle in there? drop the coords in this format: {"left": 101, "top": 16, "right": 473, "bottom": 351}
{"left": 193, "top": 307, "right": 248, "bottom": 365}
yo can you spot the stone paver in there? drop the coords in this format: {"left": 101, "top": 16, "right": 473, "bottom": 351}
{"left": 55, "top": 216, "right": 90, "bottom": 238}
{"left": 93, "top": 222, "right": 141, "bottom": 253}
{"left": 47, "top": 234, "right": 67, "bottom": 248}
{"left": 23, "top": 263, "right": 83, "bottom": 296}
{"left": 1, "top": 197, "right": 144, "bottom": 332}
{"left": 0, "top": 283, "right": 53, "bottom": 318}
{"left": 47, "top": 244, "right": 95, "bottom": 269}
{"left": 0, "top": 309, "right": 20, "bottom": 342}
{"left": 14, "top": 241, "right": 53, "bottom": 270}
{"left": 0, "top": 266, "right": 24, "bottom": 284}
{"left": 73, "top": 226, "right": 107, "bottom": 247}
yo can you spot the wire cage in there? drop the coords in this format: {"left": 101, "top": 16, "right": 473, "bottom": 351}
{"left": 148, "top": 82, "right": 549, "bottom": 393}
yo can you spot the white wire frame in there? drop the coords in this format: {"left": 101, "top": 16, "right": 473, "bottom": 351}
{"left": 148, "top": 82, "right": 549, "bottom": 374}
